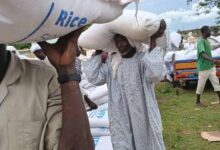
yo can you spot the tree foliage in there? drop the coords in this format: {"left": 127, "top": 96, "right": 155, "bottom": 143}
{"left": 11, "top": 43, "right": 31, "bottom": 50}
{"left": 187, "top": 0, "right": 220, "bottom": 23}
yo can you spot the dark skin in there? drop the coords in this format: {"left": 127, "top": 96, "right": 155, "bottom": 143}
{"left": 33, "top": 49, "right": 47, "bottom": 60}
{"left": 149, "top": 19, "right": 167, "bottom": 52}
{"left": 114, "top": 34, "right": 133, "bottom": 54}
{"left": 196, "top": 27, "right": 220, "bottom": 107}
{"left": 0, "top": 44, "right": 11, "bottom": 83}
{"left": 38, "top": 28, "right": 94, "bottom": 150}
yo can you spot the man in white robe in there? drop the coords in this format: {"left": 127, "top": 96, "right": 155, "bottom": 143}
{"left": 83, "top": 32, "right": 167, "bottom": 149}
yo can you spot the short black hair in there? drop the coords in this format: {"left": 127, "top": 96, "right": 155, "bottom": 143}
{"left": 0, "top": 44, "right": 6, "bottom": 50}
{"left": 201, "top": 26, "right": 209, "bottom": 34}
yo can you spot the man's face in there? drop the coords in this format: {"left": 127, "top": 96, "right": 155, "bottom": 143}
{"left": 114, "top": 34, "right": 131, "bottom": 54}
{"left": 152, "top": 20, "right": 167, "bottom": 39}
{"left": 34, "top": 50, "right": 46, "bottom": 60}
{"left": 205, "top": 28, "right": 211, "bottom": 38}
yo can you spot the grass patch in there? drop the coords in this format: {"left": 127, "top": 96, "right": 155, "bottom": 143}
{"left": 156, "top": 82, "right": 220, "bottom": 150}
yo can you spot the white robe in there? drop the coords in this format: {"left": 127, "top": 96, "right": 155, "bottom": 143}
{"left": 83, "top": 51, "right": 166, "bottom": 150}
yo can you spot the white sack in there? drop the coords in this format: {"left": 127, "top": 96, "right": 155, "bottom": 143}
{"left": 170, "top": 31, "right": 181, "bottom": 48}
{"left": 93, "top": 95, "right": 109, "bottom": 105}
{"left": 87, "top": 108, "right": 109, "bottom": 128}
{"left": 91, "top": 127, "right": 111, "bottom": 136}
{"left": 105, "top": 0, "right": 138, "bottom": 5}
{"left": 78, "top": 10, "right": 162, "bottom": 51}
{"left": 93, "top": 136, "right": 113, "bottom": 150}
{"left": 0, "top": 0, "right": 135, "bottom": 44}
{"left": 164, "top": 50, "right": 197, "bottom": 61}
{"left": 80, "top": 82, "right": 108, "bottom": 104}
{"left": 81, "top": 87, "right": 108, "bottom": 107}
{"left": 97, "top": 103, "right": 109, "bottom": 110}
{"left": 87, "top": 84, "right": 108, "bottom": 100}
{"left": 80, "top": 79, "right": 96, "bottom": 89}
{"left": 212, "top": 48, "right": 220, "bottom": 58}
{"left": 30, "top": 42, "right": 41, "bottom": 52}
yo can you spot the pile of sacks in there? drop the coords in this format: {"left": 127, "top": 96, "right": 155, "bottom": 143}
{"left": 164, "top": 48, "right": 220, "bottom": 62}
{"left": 79, "top": 78, "right": 112, "bottom": 149}
{"left": 87, "top": 104, "right": 112, "bottom": 150}
{"left": 164, "top": 32, "right": 220, "bottom": 63}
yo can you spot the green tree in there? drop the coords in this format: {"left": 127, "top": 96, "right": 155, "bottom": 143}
{"left": 11, "top": 43, "right": 31, "bottom": 50}
{"left": 187, "top": 0, "right": 220, "bottom": 23}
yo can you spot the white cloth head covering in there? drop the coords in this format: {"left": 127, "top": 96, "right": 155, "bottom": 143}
{"left": 30, "top": 42, "right": 42, "bottom": 53}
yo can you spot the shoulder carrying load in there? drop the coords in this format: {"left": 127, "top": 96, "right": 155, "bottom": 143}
{"left": 0, "top": 0, "right": 136, "bottom": 44}
{"left": 78, "top": 10, "right": 165, "bottom": 51}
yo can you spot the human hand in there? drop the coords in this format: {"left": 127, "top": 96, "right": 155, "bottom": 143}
{"left": 38, "top": 28, "right": 83, "bottom": 75}
{"left": 213, "top": 59, "right": 220, "bottom": 65}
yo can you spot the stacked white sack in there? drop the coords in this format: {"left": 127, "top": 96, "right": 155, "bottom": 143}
{"left": 87, "top": 103, "right": 111, "bottom": 137}
{"left": 91, "top": 128, "right": 111, "bottom": 137}
{"left": 78, "top": 10, "right": 169, "bottom": 52}
{"left": 0, "top": 0, "right": 136, "bottom": 44}
{"left": 84, "top": 84, "right": 108, "bottom": 100}
{"left": 93, "top": 136, "right": 113, "bottom": 150}
{"left": 80, "top": 79, "right": 109, "bottom": 106}
{"left": 164, "top": 48, "right": 220, "bottom": 62}
{"left": 87, "top": 104, "right": 109, "bottom": 128}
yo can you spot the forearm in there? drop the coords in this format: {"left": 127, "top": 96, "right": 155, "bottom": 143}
{"left": 201, "top": 53, "right": 214, "bottom": 63}
{"left": 58, "top": 67, "right": 94, "bottom": 150}
{"left": 212, "top": 44, "right": 220, "bottom": 50}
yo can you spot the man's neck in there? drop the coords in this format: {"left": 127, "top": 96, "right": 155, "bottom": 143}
{"left": 0, "top": 51, "right": 11, "bottom": 83}
{"left": 202, "top": 35, "right": 208, "bottom": 40}
{"left": 121, "top": 47, "right": 136, "bottom": 58}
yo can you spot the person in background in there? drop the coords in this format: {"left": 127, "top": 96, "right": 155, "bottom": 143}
{"left": 0, "top": 28, "right": 94, "bottom": 150}
{"left": 165, "top": 32, "right": 184, "bottom": 77}
{"left": 83, "top": 27, "right": 167, "bottom": 150}
{"left": 196, "top": 26, "right": 220, "bottom": 107}
{"left": 75, "top": 47, "right": 83, "bottom": 75}
{"left": 212, "top": 27, "right": 219, "bottom": 37}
